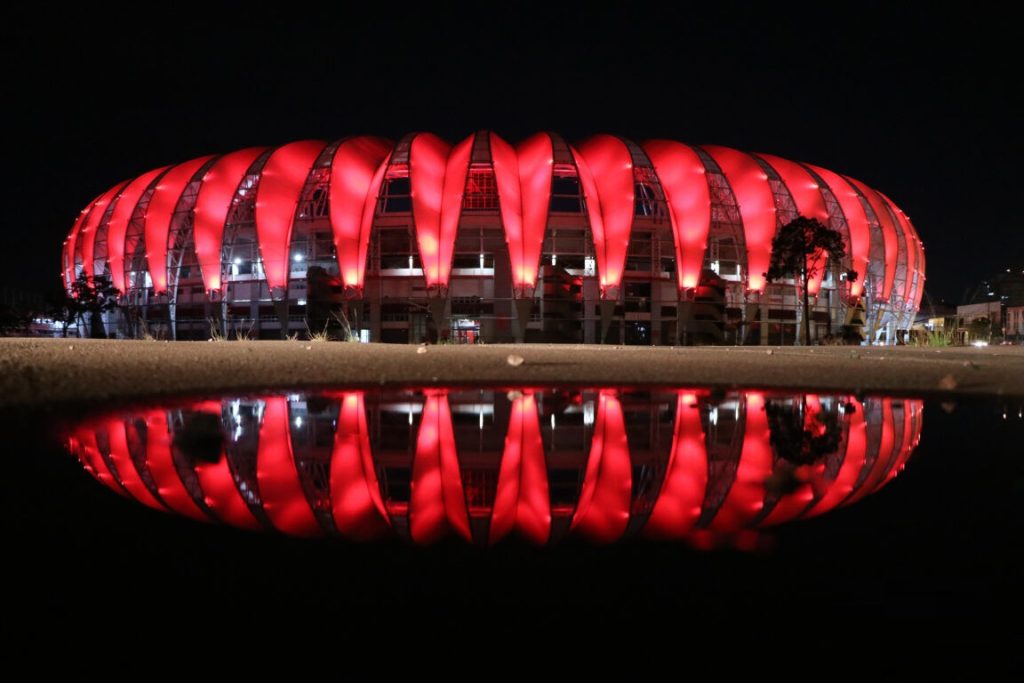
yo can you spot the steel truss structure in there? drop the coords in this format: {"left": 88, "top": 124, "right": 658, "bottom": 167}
{"left": 62, "top": 132, "right": 924, "bottom": 344}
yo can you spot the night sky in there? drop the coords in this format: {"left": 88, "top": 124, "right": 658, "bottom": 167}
{"left": 2, "top": 3, "right": 1019, "bottom": 303}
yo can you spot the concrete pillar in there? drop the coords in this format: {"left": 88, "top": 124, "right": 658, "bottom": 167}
{"left": 513, "top": 298, "right": 533, "bottom": 343}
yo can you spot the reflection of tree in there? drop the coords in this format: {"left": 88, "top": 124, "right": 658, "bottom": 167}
{"left": 765, "top": 398, "right": 844, "bottom": 465}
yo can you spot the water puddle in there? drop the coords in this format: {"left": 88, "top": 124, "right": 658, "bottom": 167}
{"left": 64, "top": 386, "right": 926, "bottom": 546}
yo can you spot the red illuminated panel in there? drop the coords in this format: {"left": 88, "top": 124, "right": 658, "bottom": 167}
{"left": 64, "top": 193, "right": 103, "bottom": 290}
{"left": 79, "top": 181, "right": 129, "bottom": 279}
{"left": 193, "top": 147, "right": 267, "bottom": 292}
{"left": 144, "top": 156, "right": 216, "bottom": 293}
{"left": 104, "top": 418, "right": 165, "bottom": 511}
{"left": 72, "top": 426, "right": 126, "bottom": 497}
{"left": 571, "top": 391, "right": 632, "bottom": 542}
{"left": 575, "top": 136, "right": 634, "bottom": 295}
{"left": 184, "top": 401, "right": 262, "bottom": 530}
{"left": 143, "top": 410, "right": 209, "bottom": 522}
{"left": 410, "top": 391, "right": 471, "bottom": 543}
{"left": 758, "top": 154, "right": 832, "bottom": 294}
{"left": 257, "top": 397, "right": 323, "bottom": 536}
{"left": 643, "top": 140, "right": 711, "bottom": 290}
{"left": 491, "top": 392, "right": 550, "bottom": 545}
{"left": 409, "top": 133, "right": 473, "bottom": 287}
{"left": 254, "top": 141, "right": 326, "bottom": 291}
{"left": 645, "top": 392, "right": 708, "bottom": 538}
{"left": 703, "top": 146, "right": 777, "bottom": 292}
{"left": 878, "top": 192, "right": 918, "bottom": 308}
{"left": 329, "top": 137, "right": 393, "bottom": 290}
{"left": 805, "top": 398, "right": 867, "bottom": 517}
{"left": 329, "top": 392, "right": 390, "bottom": 540}
{"left": 844, "top": 176, "right": 900, "bottom": 302}
{"left": 491, "top": 132, "right": 554, "bottom": 291}
{"left": 803, "top": 163, "right": 871, "bottom": 298}
{"left": 105, "top": 166, "right": 170, "bottom": 292}
{"left": 708, "top": 393, "right": 773, "bottom": 530}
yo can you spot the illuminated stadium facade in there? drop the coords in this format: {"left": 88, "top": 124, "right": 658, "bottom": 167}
{"left": 62, "top": 133, "right": 925, "bottom": 344}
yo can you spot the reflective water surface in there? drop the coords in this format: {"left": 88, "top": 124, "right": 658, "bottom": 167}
{"left": 66, "top": 387, "right": 923, "bottom": 545}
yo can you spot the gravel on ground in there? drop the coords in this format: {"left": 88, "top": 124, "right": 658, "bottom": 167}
{"left": 1, "top": 338, "right": 1022, "bottom": 409}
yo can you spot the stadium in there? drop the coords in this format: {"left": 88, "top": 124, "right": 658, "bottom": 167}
{"left": 62, "top": 133, "right": 925, "bottom": 344}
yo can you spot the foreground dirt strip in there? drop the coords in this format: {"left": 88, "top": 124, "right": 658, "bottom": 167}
{"left": 1, "top": 338, "right": 1023, "bottom": 408}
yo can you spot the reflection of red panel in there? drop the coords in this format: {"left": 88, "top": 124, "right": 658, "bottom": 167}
{"left": 409, "top": 133, "right": 473, "bottom": 287}
{"left": 73, "top": 427, "right": 126, "bottom": 497}
{"left": 105, "top": 166, "right": 170, "bottom": 292}
{"left": 758, "top": 154, "right": 831, "bottom": 294}
{"left": 883, "top": 400, "right": 923, "bottom": 483}
{"left": 254, "top": 141, "right": 326, "bottom": 290}
{"left": 575, "top": 136, "right": 634, "bottom": 295}
{"left": 709, "top": 393, "right": 773, "bottom": 529}
{"left": 491, "top": 132, "right": 553, "bottom": 291}
{"left": 572, "top": 391, "right": 631, "bottom": 542}
{"left": 144, "top": 156, "right": 216, "bottom": 293}
{"left": 806, "top": 398, "right": 866, "bottom": 517}
{"left": 79, "top": 181, "right": 129, "bottom": 279}
{"left": 144, "top": 411, "right": 209, "bottom": 522}
{"left": 105, "top": 418, "right": 164, "bottom": 511}
{"left": 193, "top": 147, "right": 267, "bottom": 292}
{"left": 643, "top": 140, "right": 711, "bottom": 289}
{"left": 329, "top": 137, "right": 393, "bottom": 289}
{"left": 848, "top": 399, "right": 897, "bottom": 503}
{"left": 761, "top": 395, "right": 822, "bottom": 526}
{"left": 492, "top": 392, "right": 550, "bottom": 545}
{"left": 703, "top": 146, "right": 777, "bottom": 292}
{"left": 646, "top": 392, "right": 707, "bottom": 538}
{"left": 804, "top": 164, "right": 871, "bottom": 298}
{"left": 257, "top": 397, "right": 322, "bottom": 536}
{"left": 844, "top": 176, "right": 900, "bottom": 302}
{"left": 410, "top": 392, "right": 471, "bottom": 543}
{"left": 186, "top": 401, "right": 262, "bottom": 531}
{"left": 329, "top": 392, "right": 390, "bottom": 540}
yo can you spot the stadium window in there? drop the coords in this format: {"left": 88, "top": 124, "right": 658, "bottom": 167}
{"left": 463, "top": 166, "right": 499, "bottom": 210}
{"left": 550, "top": 166, "right": 584, "bottom": 213}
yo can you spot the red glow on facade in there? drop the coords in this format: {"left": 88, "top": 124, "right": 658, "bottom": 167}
{"left": 255, "top": 141, "right": 326, "bottom": 292}
{"left": 328, "top": 137, "right": 393, "bottom": 291}
{"left": 144, "top": 156, "right": 216, "bottom": 293}
{"left": 491, "top": 132, "right": 554, "bottom": 293}
{"left": 703, "top": 146, "right": 777, "bottom": 292}
{"left": 575, "top": 136, "right": 636, "bottom": 296}
{"left": 845, "top": 176, "right": 900, "bottom": 302}
{"left": 643, "top": 141, "right": 712, "bottom": 290}
{"left": 193, "top": 147, "right": 267, "bottom": 292}
{"left": 803, "top": 163, "right": 871, "bottom": 298}
{"left": 104, "top": 166, "right": 170, "bottom": 292}
{"left": 409, "top": 133, "right": 473, "bottom": 288}
{"left": 78, "top": 181, "right": 129, "bottom": 280}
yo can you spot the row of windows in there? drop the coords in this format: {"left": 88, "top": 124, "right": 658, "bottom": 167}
{"left": 374, "top": 170, "right": 662, "bottom": 217}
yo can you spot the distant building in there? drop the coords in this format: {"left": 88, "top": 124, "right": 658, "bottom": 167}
{"left": 1006, "top": 305, "right": 1024, "bottom": 342}
{"left": 912, "top": 297, "right": 956, "bottom": 340}
{"left": 956, "top": 301, "right": 1001, "bottom": 344}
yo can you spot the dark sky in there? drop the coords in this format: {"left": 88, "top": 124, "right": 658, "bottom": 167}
{"left": 2, "top": 3, "right": 1019, "bottom": 302}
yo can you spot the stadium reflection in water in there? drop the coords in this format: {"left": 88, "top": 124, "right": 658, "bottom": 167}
{"left": 66, "top": 387, "right": 923, "bottom": 546}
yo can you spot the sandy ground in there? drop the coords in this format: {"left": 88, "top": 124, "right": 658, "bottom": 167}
{"left": 1, "top": 338, "right": 1023, "bottom": 408}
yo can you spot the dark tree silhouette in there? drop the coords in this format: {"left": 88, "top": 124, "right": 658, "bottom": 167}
{"left": 765, "top": 216, "right": 856, "bottom": 346}
{"left": 60, "top": 273, "right": 121, "bottom": 338}
{"left": 765, "top": 397, "right": 845, "bottom": 466}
